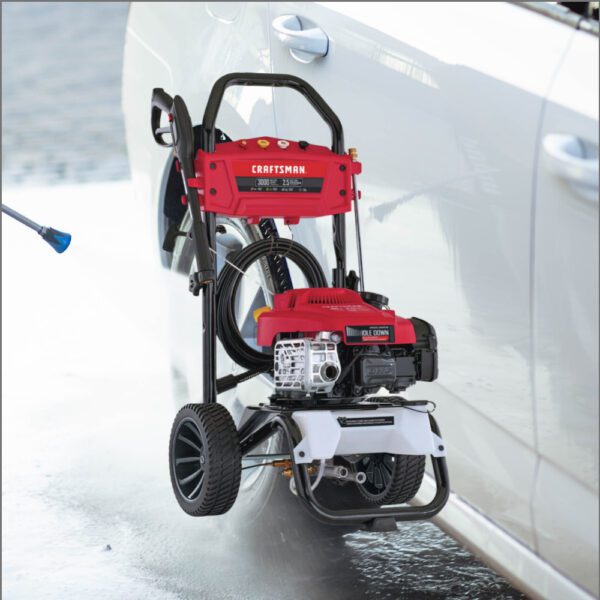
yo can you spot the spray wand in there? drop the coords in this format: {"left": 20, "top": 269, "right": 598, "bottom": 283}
{"left": 2, "top": 203, "right": 71, "bottom": 253}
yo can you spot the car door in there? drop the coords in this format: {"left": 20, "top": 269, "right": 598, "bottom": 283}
{"left": 269, "top": 2, "right": 574, "bottom": 550}
{"left": 125, "top": 2, "right": 277, "bottom": 209}
{"left": 124, "top": 2, "right": 277, "bottom": 401}
{"left": 532, "top": 25, "right": 599, "bottom": 596}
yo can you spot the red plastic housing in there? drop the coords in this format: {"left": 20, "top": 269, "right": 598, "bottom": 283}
{"left": 187, "top": 137, "right": 361, "bottom": 224}
{"left": 256, "top": 288, "right": 416, "bottom": 347}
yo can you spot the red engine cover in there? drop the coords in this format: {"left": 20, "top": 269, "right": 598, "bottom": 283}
{"left": 256, "top": 288, "right": 416, "bottom": 347}
{"left": 187, "top": 137, "right": 361, "bottom": 224}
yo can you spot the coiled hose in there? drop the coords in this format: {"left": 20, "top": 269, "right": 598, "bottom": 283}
{"left": 215, "top": 238, "right": 328, "bottom": 393}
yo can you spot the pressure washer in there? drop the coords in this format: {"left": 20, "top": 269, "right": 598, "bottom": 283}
{"left": 151, "top": 73, "right": 449, "bottom": 530}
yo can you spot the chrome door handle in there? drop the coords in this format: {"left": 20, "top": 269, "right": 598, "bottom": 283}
{"left": 543, "top": 133, "right": 599, "bottom": 201}
{"left": 271, "top": 14, "right": 328, "bottom": 63}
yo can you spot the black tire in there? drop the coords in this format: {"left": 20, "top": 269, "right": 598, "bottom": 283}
{"left": 352, "top": 453, "right": 426, "bottom": 505}
{"left": 169, "top": 403, "right": 241, "bottom": 516}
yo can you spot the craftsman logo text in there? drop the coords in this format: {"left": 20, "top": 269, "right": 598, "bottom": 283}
{"left": 251, "top": 164, "right": 307, "bottom": 175}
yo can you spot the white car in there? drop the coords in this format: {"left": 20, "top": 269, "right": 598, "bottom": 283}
{"left": 122, "top": 3, "right": 599, "bottom": 599}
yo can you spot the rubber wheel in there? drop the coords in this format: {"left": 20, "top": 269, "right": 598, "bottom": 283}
{"left": 169, "top": 403, "right": 241, "bottom": 516}
{"left": 352, "top": 454, "right": 426, "bottom": 505}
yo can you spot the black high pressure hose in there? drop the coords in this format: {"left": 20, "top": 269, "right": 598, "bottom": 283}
{"left": 215, "top": 238, "right": 328, "bottom": 393}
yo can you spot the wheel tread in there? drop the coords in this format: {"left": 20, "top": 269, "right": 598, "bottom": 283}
{"left": 356, "top": 454, "right": 426, "bottom": 505}
{"left": 169, "top": 403, "right": 241, "bottom": 516}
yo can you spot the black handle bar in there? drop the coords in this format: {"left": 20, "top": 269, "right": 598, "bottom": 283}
{"left": 151, "top": 88, "right": 175, "bottom": 146}
{"left": 200, "top": 73, "right": 345, "bottom": 155}
{"left": 150, "top": 88, "right": 196, "bottom": 197}
{"left": 150, "top": 87, "right": 214, "bottom": 282}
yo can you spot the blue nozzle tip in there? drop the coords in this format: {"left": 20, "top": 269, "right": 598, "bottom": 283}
{"left": 40, "top": 227, "right": 72, "bottom": 253}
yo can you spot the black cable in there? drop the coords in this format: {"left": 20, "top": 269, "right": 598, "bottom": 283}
{"left": 337, "top": 347, "right": 366, "bottom": 382}
{"left": 216, "top": 219, "right": 289, "bottom": 394}
{"left": 243, "top": 454, "right": 291, "bottom": 459}
{"left": 216, "top": 238, "right": 327, "bottom": 371}
{"left": 242, "top": 463, "right": 274, "bottom": 471}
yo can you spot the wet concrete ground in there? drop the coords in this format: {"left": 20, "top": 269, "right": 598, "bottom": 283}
{"left": 2, "top": 181, "right": 527, "bottom": 600}
{"left": 2, "top": 2, "right": 130, "bottom": 185}
{"left": 2, "top": 3, "right": 527, "bottom": 599}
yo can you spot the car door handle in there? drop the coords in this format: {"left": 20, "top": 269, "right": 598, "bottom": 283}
{"left": 543, "top": 133, "right": 599, "bottom": 201}
{"left": 272, "top": 15, "right": 328, "bottom": 63}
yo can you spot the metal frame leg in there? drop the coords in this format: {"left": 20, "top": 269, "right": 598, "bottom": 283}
{"left": 237, "top": 407, "right": 450, "bottom": 526}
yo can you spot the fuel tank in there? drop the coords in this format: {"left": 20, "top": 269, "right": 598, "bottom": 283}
{"left": 256, "top": 288, "right": 416, "bottom": 347}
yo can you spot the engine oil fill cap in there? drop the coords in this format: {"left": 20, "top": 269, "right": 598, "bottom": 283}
{"left": 253, "top": 306, "right": 271, "bottom": 322}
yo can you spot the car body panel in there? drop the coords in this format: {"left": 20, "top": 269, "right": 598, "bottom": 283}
{"left": 123, "top": 1, "right": 276, "bottom": 239}
{"left": 123, "top": 2, "right": 278, "bottom": 400}
{"left": 269, "top": 0, "right": 575, "bottom": 550}
{"left": 533, "top": 28, "right": 599, "bottom": 595}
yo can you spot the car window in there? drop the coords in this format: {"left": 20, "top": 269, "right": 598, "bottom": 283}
{"left": 558, "top": 1, "right": 599, "bottom": 20}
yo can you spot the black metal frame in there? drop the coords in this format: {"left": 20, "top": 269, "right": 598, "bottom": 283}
{"left": 238, "top": 402, "right": 449, "bottom": 526}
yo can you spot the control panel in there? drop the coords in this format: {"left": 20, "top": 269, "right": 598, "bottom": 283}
{"left": 187, "top": 137, "right": 362, "bottom": 224}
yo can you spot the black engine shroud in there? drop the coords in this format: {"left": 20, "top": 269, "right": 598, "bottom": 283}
{"left": 332, "top": 317, "right": 438, "bottom": 399}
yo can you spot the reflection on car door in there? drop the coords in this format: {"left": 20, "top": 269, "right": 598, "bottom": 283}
{"left": 124, "top": 2, "right": 277, "bottom": 401}
{"left": 532, "top": 27, "right": 599, "bottom": 596}
{"left": 269, "top": 2, "right": 574, "bottom": 550}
